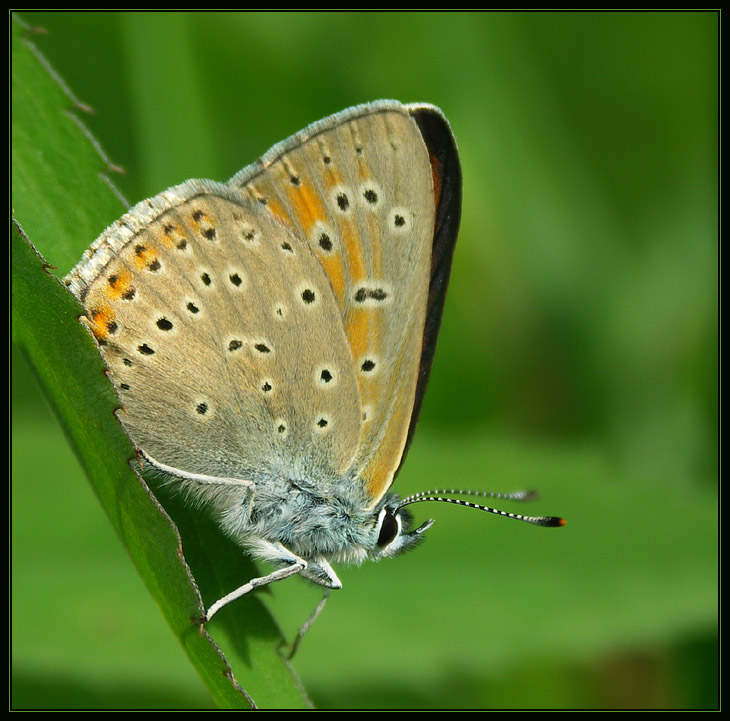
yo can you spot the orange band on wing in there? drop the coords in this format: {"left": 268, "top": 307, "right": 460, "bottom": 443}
{"left": 320, "top": 254, "right": 346, "bottom": 303}
{"left": 265, "top": 197, "right": 291, "bottom": 224}
{"left": 363, "top": 398, "right": 406, "bottom": 501}
{"left": 340, "top": 217, "right": 366, "bottom": 284}
{"left": 288, "top": 182, "right": 326, "bottom": 230}
{"left": 345, "top": 307, "right": 370, "bottom": 360}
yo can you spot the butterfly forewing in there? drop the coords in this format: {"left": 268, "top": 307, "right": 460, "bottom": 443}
{"left": 228, "top": 103, "right": 437, "bottom": 506}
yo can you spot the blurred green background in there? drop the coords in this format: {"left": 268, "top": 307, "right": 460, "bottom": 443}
{"left": 12, "top": 11, "right": 717, "bottom": 710}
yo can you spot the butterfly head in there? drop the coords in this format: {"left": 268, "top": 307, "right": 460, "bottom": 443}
{"left": 366, "top": 488, "right": 566, "bottom": 560}
{"left": 367, "top": 496, "right": 434, "bottom": 559}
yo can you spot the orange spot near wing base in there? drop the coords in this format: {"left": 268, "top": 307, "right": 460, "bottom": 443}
{"left": 132, "top": 246, "right": 158, "bottom": 271}
{"left": 160, "top": 223, "right": 188, "bottom": 249}
{"left": 103, "top": 269, "right": 134, "bottom": 301}
{"left": 89, "top": 302, "right": 116, "bottom": 341}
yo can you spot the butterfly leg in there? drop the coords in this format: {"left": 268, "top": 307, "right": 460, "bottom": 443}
{"left": 284, "top": 588, "right": 331, "bottom": 660}
{"left": 203, "top": 540, "right": 308, "bottom": 623}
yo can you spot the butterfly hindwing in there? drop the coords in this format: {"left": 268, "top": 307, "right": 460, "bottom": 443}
{"left": 66, "top": 183, "right": 362, "bottom": 484}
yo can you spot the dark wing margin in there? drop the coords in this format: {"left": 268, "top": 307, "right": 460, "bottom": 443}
{"left": 394, "top": 104, "right": 463, "bottom": 479}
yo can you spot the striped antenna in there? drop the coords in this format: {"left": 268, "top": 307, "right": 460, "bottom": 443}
{"left": 398, "top": 489, "right": 566, "bottom": 528}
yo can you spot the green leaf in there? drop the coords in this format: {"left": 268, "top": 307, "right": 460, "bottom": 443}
{"left": 11, "top": 14, "right": 310, "bottom": 709}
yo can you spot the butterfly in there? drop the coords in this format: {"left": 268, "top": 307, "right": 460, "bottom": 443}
{"left": 64, "top": 100, "right": 564, "bottom": 654}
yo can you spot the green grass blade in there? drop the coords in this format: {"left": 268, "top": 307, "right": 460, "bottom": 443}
{"left": 11, "top": 14, "right": 310, "bottom": 709}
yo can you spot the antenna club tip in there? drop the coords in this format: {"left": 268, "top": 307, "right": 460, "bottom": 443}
{"left": 553, "top": 517, "right": 567, "bottom": 527}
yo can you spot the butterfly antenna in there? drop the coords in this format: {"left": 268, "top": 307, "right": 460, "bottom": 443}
{"left": 401, "top": 488, "right": 541, "bottom": 503}
{"left": 398, "top": 489, "right": 566, "bottom": 528}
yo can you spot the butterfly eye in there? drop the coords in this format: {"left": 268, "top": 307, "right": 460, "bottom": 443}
{"left": 377, "top": 509, "right": 399, "bottom": 548}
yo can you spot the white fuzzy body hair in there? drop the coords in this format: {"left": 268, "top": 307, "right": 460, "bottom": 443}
{"left": 170, "top": 469, "right": 380, "bottom": 567}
